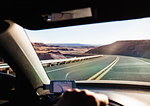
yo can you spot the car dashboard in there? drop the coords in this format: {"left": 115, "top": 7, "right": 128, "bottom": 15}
{"left": 35, "top": 80, "right": 150, "bottom": 106}
{"left": 76, "top": 80, "right": 150, "bottom": 106}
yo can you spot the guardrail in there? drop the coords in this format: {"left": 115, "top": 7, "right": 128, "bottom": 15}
{"left": 0, "top": 63, "right": 8, "bottom": 66}
{"left": 0, "top": 63, "right": 12, "bottom": 74}
{"left": 41, "top": 55, "right": 103, "bottom": 67}
{"left": 0, "top": 55, "right": 103, "bottom": 71}
{"left": 0, "top": 63, "right": 9, "bottom": 69}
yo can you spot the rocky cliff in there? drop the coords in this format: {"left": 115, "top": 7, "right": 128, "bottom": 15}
{"left": 87, "top": 40, "right": 150, "bottom": 58}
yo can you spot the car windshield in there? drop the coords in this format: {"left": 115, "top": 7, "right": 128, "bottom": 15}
{"left": 25, "top": 17, "right": 150, "bottom": 82}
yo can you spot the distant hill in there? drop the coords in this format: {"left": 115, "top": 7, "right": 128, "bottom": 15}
{"left": 31, "top": 42, "right": 93, "bottom": 60}
{"left": 32, "top": 42, "right": 48, "bottom": 47}
{"left": 47, "top": 43, "right": 96, "bottom": 48}
{"left": 86, "top": 40, "right": 150, "bottom": 58}
{"left": 32, "top": 42, "right": 97, "bottom": 48}
{"left": 31, "top": 42, "right": 66, "bottom": 60}
{"left": 37, "top": 51, "right": 66, "bottom": 60}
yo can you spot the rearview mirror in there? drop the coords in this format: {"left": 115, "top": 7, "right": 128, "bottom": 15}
{"left": 42, "top": 7, "right": 92, "bottom": 22}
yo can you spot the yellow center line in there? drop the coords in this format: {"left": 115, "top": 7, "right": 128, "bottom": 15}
{"left": 95, "top": 57, "right": 119, "bottom": 80}
{"left": 88, "top": 57, "right": 119, "bottom": 80}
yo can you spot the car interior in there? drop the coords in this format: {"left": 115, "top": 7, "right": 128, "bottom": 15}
{"left": 0, "top": 0, "right": 150, "bottom": 106}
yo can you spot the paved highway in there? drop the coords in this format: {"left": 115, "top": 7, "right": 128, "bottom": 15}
{"left": 45, "top": 55, "right": 150, "bottom": 82}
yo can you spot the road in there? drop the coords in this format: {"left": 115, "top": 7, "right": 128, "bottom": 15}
{"left": 45, "top": 55, "right": 150, "bottom": 82}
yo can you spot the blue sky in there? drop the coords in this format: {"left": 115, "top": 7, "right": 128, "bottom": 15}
{"left": 25, "top": 17, "right": 150, "bottom": 45}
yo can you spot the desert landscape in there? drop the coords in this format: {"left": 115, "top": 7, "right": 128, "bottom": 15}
{"left": 0, "top": 42, "right": 94, "bottom": 74}
{"left": 32, "top": 42, "right": 95, "bottom": 60}
{"left": 1, "top": 40, "right": 150, "bottom": 62}
{"left": 1, "top": 40, "right": 150, "bottom": 75}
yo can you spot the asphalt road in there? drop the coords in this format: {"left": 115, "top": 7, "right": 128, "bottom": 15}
{"left": 44, "top": 55, "right": 150, "bottom": 82}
